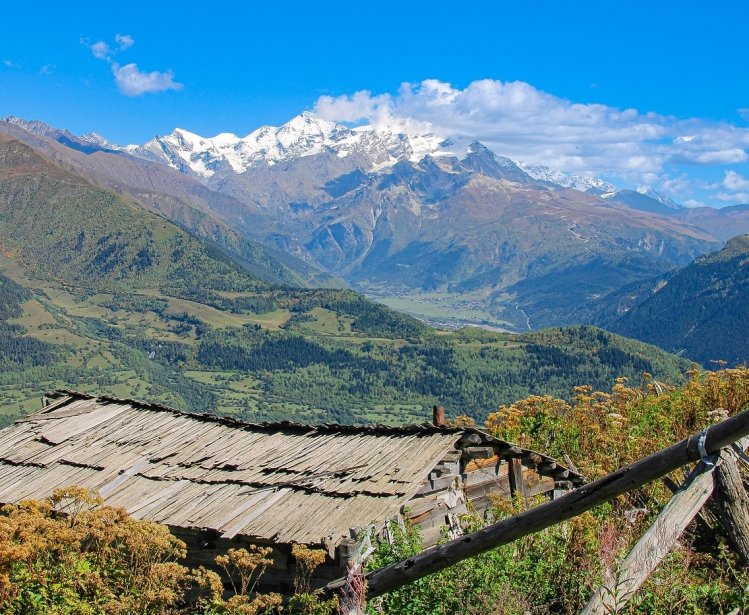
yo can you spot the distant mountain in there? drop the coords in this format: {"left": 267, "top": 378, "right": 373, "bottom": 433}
{"left": 608, "top": 235, "right": 749, "bottom": 366}
{"left": 203, "top": 141, "right": 718, "bottom": 329}
{"left": 0, "top": 117, "right": 326, "bottom": 288}
{"left": 634, "top": 185, "right": 682, "bottom": 209}
{"left": 115, "top": 112, "right": 621, "bottom": 200}
{"left": 3, "top": 113, "right": 731, "bottom": 331}
{"left": 603, "top": 189, "right": 680, "bottom": 216}
{"left": 121, "top": 111, "right": 466, "bottom": 179}
{"left": 2, "top": 115, "right": 124, "bottom": 156}
{"left": 516, "top": 161, "right": 616, "bottom": 194}
{"left": 88, "top": 112, "right": 724, "bottom": 329}
{"left": 604, "top": 188, "right": 749, "bottom": 242}
{"left": 674, "top": 203, "right": 749, "bottom": 242}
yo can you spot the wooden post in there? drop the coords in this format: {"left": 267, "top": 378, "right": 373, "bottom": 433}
{"left": 583, "top": 437, "right": 749, "bottom": 614}
{"left": 432, "top": 405, "right": 445, "bottom": 427}
{"left": 323, "top": 407, "right": 749, "bottom": 599}
{"left": 581, "top": 452, "right": 720, "bottom": 614}
{"left": 712, "top": 445, "right": 749, "bottom": 565}
{"left": 508, "top": 457, "right": 528, "bottom": 507}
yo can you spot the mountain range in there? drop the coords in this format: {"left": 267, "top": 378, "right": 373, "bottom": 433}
{"left": 604, "top": 234, "right": 749, "bottom": 366}
{"left": 0, "top": 131, "right": 692, "bottom": 427}
{"left": 3, "top": 113, "right": 749, "bottom": 335}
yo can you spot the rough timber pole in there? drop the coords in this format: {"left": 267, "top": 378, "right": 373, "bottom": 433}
{"left": 326, "top": 407, "right": 749, "bottom": 599}
{"left": 581, "top": 436, "right": 749, "bottom": 615}
{"left": 712, "top": 444, "right": 749, "bottom": 564}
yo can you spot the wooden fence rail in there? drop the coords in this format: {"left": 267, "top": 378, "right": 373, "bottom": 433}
{"left": 325, "top": 407, "right": 749, "bottom": 599}
{"left": 581, "top": 436, "right": 749, "bottom": 614}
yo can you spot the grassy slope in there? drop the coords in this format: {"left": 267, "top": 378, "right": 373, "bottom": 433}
{"left": 0, "top": 258, "right": 690, "bottom": 427}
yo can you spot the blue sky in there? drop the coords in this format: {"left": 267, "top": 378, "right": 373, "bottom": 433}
{"left": 2, "top": 0, "right": 748, "bottom": 206}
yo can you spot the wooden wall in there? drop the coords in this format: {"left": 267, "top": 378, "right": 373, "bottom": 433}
{"left": 170, "top": 434, "right": 570, "bottom": 595}
{"left": 403, "top": 435, "right": 559, "bottom": 547}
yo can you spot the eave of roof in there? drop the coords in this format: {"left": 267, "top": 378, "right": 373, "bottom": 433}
{"left": 45, "top": 389, "right": 584, "bottom": 484}
{"left": 0, "top": 390, "right": 585, "bottom": 547}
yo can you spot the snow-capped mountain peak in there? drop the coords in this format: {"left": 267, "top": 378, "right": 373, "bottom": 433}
{"left": 2, "top": 115, "right": 48, "bottom": 134}
{"left": 79, "top": 132, "right": 112, "bottom": 148}
{"left": 2, "top": 112, "right": 684, "bottom": 208}
{"left": 636, "top": 185, "right": 682, "bottom": 209}
{"left": 277, "top": 110, "right": 337, "bottom": 137}
{"left": 120, "top": 111, "right": 474, "bottom": 179}
{"left": 516, "top": 161, "right": 616, "bottom": 194}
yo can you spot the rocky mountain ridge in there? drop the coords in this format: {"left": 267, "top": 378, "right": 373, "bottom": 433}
{"left": 4, "top": 113, "right": 748, "bottom": 332}
{"left": 112, "top": 112, "right": 464, "bottom": 179}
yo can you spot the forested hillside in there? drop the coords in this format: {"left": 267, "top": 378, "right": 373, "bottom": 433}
{"left": 609, "top": 235, "right": 749, "bottom": 366}
{"left": 0, "top": 135, "right": 690, "bottom": 427}
{"left": 0, "top": 264, "right": 688, "bottom": 427}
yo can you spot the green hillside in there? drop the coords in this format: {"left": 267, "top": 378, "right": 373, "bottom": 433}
{"left": 0, "top": 136, "right": 691, "bottom": 426}
{"left": 0, "top": 258, "right": 689, "bottom": 428}
{"left": 611, "top": 235, "right": 749, "bottom": 366}
{"left": 0, "top": 136, "right": 275, "bottom": 297}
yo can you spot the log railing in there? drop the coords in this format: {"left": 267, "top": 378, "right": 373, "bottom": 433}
{"left": 325, "top": 406, "right": 749, "bottom": 599}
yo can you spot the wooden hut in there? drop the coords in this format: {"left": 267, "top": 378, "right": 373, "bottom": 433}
{"left": 0, "top": 391, "right": 583, "bottom": 593}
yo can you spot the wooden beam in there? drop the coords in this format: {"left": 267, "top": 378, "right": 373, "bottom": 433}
{"left": 323, "top": 408, "right": 749, "bottom": 599}
{"left": 507, "top": 457, "right": 528, "bottom": 506}
{"left": 497, "top": 443, "right": 523, "bottom": 457}
{"left": 712, "top": 444, "right": 749, "bottom": 565}
{"left": 581, "top": 452, "right": 719, "bottom": 614}
{"left": 663, "top": 475, "right": 718, "bottom": 531}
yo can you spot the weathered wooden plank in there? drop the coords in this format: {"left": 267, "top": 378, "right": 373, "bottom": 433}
{"left": 220, "top": 488, "right": 289, "bottom": 538}
{"left": 417, "top": 475, "right": 458, "bottom": 496}
{"left": 508, "top": 457, "right": 528, "bottom": 505}
{"left": 712, "top": 444, "right": 749, "bottom": 565}
{"left": 580, "top": 452, "right": 722, "bottom": 614}
{"left": 496, "top": 443, "right": 523, "bottom": 457}
{"left": 459, "top": 433, "right": 482, "bottom": 446}
{"left": 128, "top": 479, "right": 191, "bottom": 517}
{"left": 38, "top": 403, "right": 130, "bottom": 445}
{"left": 463, "top": 463, "right": 508, "bottom": 486}
{"left": 464, "top": 456, "right": 502, "bottom": 472}
{"left": 98, "top": 456, "right": 150, "bottom": 498}
{"left": 463, "top": 446, "right": 495, "bottom": 459}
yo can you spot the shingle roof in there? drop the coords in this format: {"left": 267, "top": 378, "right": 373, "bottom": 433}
{"left": 0, "top": 390, "right": 582, "bottom": 547}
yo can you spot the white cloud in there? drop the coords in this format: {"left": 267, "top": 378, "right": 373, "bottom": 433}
{"left": 86, "top": 35, "right": 182, "bottom": 97}
{"left": 39, "top": 64, "right": 54, "bottom": 75}
{"left": 723, "top": 170, "right": 749, "bottom": 192}
{"left": 3, "top": 59, "right": 19, "bottom": 68}
{"left": 90, "top": 40, "right": 112, "bottom": 60}
{"left": 659, "top": 173, "right": 719, "bottom": 199}
{"left": 115, "top": 33, "right": 134, "bottom": 50}
{"left": 717, "top": 191, "right": 749, "bottom": 203}
{"left": 314, "top": 79, "right": 749, "bottom": 186}
{"left": 112, "top": 63, "right": 182, "bottom": 96}
{"left": 689, "top": 149, "right": 747, "bottom": 164}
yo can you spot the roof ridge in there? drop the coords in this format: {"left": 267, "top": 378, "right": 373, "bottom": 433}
{"left": 47, "top": 388, "right": 464, "bottom": 435}
{"left": 46, "top": 389, "right": 583, "bottom": 482}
